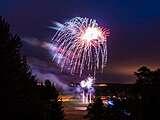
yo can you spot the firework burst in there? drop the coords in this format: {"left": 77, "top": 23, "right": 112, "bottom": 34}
{"left": 51, "top": 17, "right": 110, "bottom": 77}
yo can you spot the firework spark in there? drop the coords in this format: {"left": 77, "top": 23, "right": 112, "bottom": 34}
{"left": 51, "top": 17, "right": 110, "bottom": 77}
{"left": 80, "top": 77, "right": 94, "bottom": 104}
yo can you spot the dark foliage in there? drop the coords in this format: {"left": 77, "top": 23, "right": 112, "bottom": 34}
{"left": 134, "top": 66, "right": 160, "bottom": 120}
{"left": 0, "top": 16, "right": 38, "bottom": 120}
{"left": 85, "top": 97, "right": 134, "bottom": 120}
{"left": 88, "top": 66, "right": 160, "bottom": 120}
{"left": 41, "top": 80, "right": 64, "bottom": 120}
{"left": 85, "top": 97, "right": 108, "bottom": 120}
{"left": 0, "top": 16, "right": 64, "bottom": 120}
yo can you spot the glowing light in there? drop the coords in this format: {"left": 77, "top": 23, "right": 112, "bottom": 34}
{"left": 79, "top": 77, "right": 94, "bottom": 104}
{"left": 108, "top": 100, "right": 114, "bottom": 106}
{"left": 80, "top": 80, "right": 86, "bottom": 88}
{"left": 50, "top": 17, "right": 110, "bottom": 77}
{"left": 86, "top": 77, "right": 93, "bottom": 89}
{"left": 94, "top": 83, "right": 108, "bottom": 87}
{"left": 81, "top": 27, "right": 103, "bottom": 43}
{"left": 80, "top": 77, "right": 94, "bottom": 89}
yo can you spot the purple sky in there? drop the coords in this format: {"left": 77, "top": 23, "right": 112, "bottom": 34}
{"left": 1, "top": 0, "right": 160, "bottom": 85}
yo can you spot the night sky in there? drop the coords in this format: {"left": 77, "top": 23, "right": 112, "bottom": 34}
{"left": 1, "top": 0, "right": 160, "bottom": 86}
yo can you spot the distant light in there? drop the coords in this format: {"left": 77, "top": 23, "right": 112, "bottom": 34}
{"left": 95, "top": 83, "right": 108, "bottom": 87}
{"left": 123, "top": 110, "right": 131, "bottom": 116}
{"left": 113, "top": 96, "right": 116, "bottom": 98}
{"left": 108, "top": 100, "right": 114, "bottom": 106}
{"left": 74, "top": 107, "right": 87, "bottom": 111}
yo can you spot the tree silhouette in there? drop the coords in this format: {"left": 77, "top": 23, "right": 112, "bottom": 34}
{"left": 134, "top": 66, "right": 160, "bottom": 120}
{"left": 152, "top": 69, "right": 160, "bottom": 85}
{"left": 0, "top": 16, "right": 40, "bottom": 120}
{"left": 135, "top": 66, "right": 160, "bottom": 86}
{"left": 0, "top": 16, "right": 64, "bottom": 120}
{"left": 85, "top": 97, "right": 108, "bottom": 120}
{"left": 135, "top": 66, "right": 153, "bottom": 85}
{"left": 42, "top": 80, "right": 64, "bottom": 120}
{"left": 86, "top": 96, "right": 138, "bottom": 120}
{"left": 0, "top": 17, "right": 63, "bottom": 120}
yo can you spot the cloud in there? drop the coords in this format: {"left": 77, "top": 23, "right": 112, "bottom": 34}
{"left": 22, "top": 37, "right": 41, "bottom": 47}
{"left": 33, "top": 69, "right": 69, "bottom": 90}
{"left": 41, "top": 41, "right": 57, "bottom": 52}
{"left": 28, "top": 57, "right": 69, "bottom": 90}
{"left": 22, "top": 37, "right": 57, "bottom": 51}
{"left": 23, "top": 37, "right": 160, "bottom": 84}
{"left": 22, "top": 37, "right": 65, "bottom": 64}
{"left": 110, "top": 63, "right": 160, "bottom": 76}
{"left": 22, "top": 37, "right": 57, "bottom": 52}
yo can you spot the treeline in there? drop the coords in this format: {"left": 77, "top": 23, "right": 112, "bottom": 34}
{"left": 0, "top": 17, "right": 64, "bottom": 120}
{"left": 85, "top": 67, "right": 160, "bottom": 120}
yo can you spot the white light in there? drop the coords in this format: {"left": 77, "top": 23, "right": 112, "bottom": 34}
{"left": 108, "top": 100, "right": 114, "bottom": 106}
{"left": 80, "top": 77, "right": 94, "bottom": 104}
{"left": 85, "top": 78, "right": 93, "bottom": 89}
{"left": 80, "top": 80, "right": 86, "bottom": 88}
{"left": 81, "top": 27, "right": 102, "bottom": 42}
{"left": 80, "top": 77, "right": 94, "bottom": 89}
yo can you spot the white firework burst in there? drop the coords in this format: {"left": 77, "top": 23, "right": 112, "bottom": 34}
{"left": 51, "top": 17, "right": 110, "bottom": 77}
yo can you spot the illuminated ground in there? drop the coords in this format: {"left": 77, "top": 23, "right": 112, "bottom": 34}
{"left": 61, "top": 95, "right": 88, "bottom": 120}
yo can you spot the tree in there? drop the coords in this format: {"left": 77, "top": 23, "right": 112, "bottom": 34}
{"left": 135, "top": 66, "right": 160, "bottom": 86}
{"left": 135, "top": 66, "right": 153, "bottom": 85}
{"left": 134, "top": 66, "right": 160, "bottom": 120}
{"left": 152, "top": 69, "right": 160, "bottom": 85}
{"left": 86, "top": 96, "right": 136, "bottom": 120}
{"left": 42, "top": 80, "right": 64, "bottom": 120}
{"left": 0, "top": 16, "right": 65, "bottom": 120}
{"left": 85, "top": 97, "right": 108, "bottom": 120}
{"left": 0, "top": 16, "right": 44, "bottom": 120}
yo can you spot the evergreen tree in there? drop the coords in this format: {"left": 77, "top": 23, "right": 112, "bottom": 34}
{"left": 0, "top": 16, "right": 42, "bottom": 120}
{"left": 42, "top": 80, "right": 64, "bottom": 120}
{"left": 0, "top": 16, "right": 64, "bottom": 120}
